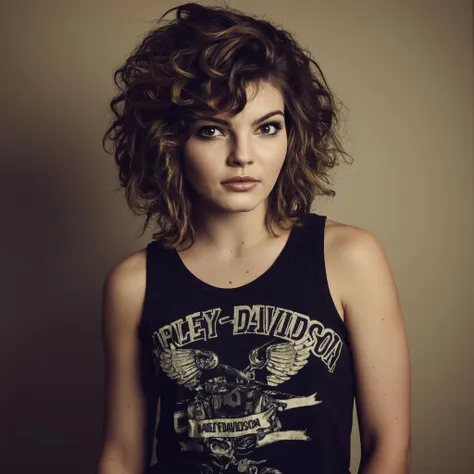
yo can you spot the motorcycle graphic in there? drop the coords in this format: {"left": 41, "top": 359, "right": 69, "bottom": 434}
{"left": 153, "top": 337, "right": 322, "bottom": 474}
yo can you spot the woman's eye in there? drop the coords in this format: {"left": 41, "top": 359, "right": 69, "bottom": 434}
{"left": 197, "top": 122, "right": 282, "bottom": 140}
{"left": 197, "top": 126, "right": 222, "bottom": 139}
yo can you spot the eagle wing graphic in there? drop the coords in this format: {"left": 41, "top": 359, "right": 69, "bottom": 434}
{"left": 265, "top": 338, "right": 312, "bottom": 386}
{"left": 159, "top": 343, "right": 218, "bottom": 389}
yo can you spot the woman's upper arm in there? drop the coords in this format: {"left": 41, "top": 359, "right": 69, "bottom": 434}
{"left": 99, "top": 250, "right": 155, "bottom": 474}
{"left": 339, "top": 228, "right": 411, "bottom": 462}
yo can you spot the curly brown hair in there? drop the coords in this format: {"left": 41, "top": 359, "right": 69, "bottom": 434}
{"left": 102, "top": 1, "right": 353, "bottom": 250}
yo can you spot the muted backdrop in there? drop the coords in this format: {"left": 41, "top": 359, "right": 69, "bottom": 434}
{"left": 1, "top": 1, "right": 473, "bottom": 473}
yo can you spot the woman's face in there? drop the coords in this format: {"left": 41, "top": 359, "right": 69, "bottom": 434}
{"left": 182, "top": 81, "right": 288, "bottom": 215}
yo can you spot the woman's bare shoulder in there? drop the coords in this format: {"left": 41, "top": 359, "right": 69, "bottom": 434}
{"left": 102, "top": 248, "right": 148, "bottom": 327}
{"left": 324, "top": 216, "right": 377, "bottom": 257}
{"left": 325, "top": 216, "right": 359, "bottom": 241}
{"left": 106, "top": 248, "right": 147, "bottom": 283}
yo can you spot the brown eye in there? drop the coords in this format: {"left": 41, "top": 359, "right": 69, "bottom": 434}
{"left": 197, "top": 126, "right": 222, "bottom": 139}
{"left": 196, "top": 122, "right": 283, "bottom": 140}
{"left": 260, "top": 122, "right": 283, "bottom": 134}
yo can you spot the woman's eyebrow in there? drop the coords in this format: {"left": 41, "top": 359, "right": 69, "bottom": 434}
{"left": 196, "top": 110, "right": 284, "bottom": 127}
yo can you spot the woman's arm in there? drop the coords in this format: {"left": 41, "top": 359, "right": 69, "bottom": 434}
{"left": 97, "top": 250, "right": 158, "bottom": 474}
{"left": 339, "top": 227, "right": 411, "bottom": 474}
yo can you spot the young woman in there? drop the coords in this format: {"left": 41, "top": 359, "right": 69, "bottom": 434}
{"left": 97, "top": 3, "right": 411, "bottom": 474}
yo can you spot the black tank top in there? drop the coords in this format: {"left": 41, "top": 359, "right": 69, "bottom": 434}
{"left": 140, "top": 212, "right": 355, "bottom": 474}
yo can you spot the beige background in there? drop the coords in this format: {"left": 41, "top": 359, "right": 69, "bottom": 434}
{"left": 1, "top": 1, "right": 472, "bottom": 473}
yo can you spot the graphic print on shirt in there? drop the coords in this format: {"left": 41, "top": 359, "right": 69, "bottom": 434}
{"left": 151, "top": 304, "right": 344, "bottom": 474}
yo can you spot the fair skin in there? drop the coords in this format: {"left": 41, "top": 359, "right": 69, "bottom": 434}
{"left": 327, "top": 223, "right": 412, "bottom": 474}
{"left": 179, "top": 80, "right": 289, "bottom": 259}
{"left": 97, "top": 81, "right": 411, "bottom": 474}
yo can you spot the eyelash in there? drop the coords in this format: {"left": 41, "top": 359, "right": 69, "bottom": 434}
{"left": 196, "top": 121, "right": 283, "bottom": 140}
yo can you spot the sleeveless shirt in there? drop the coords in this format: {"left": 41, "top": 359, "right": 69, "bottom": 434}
{"left": 139, "top": 211, "right": 355, "bottom": 474}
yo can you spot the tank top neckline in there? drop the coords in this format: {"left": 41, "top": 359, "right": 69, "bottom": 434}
{"left": 168, "top": 213, "right": 313, "bottom": 295}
